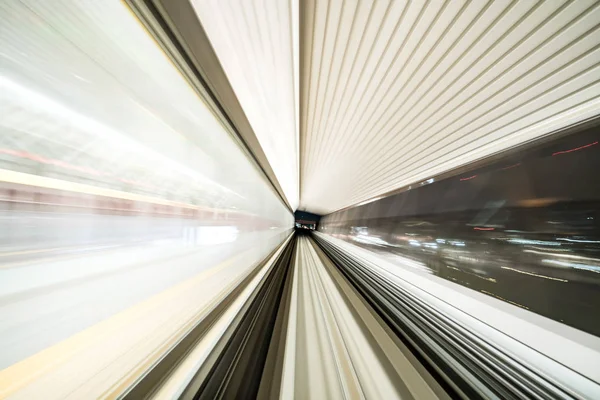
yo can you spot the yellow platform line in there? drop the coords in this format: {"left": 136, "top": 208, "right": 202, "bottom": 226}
{"left": 0, "top": 244, "right": 138, "bottom": 270}
{"left": 0, "top": 168, "right": 245, "bottom": 215}
{"left": 0, "top": 252, "right": 244, "bottom": 398}
{"left": 0, "top": 247, "right": 70, "bottom": 257}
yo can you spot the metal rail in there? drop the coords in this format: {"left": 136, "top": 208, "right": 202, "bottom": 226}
{"left": 313, "top": 232, "right": 599, "bottom": 399}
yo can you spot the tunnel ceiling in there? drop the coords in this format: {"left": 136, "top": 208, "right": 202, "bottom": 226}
{"left": 195, "top": 0, "right": 600, "bottom": 215}
{"left": 192, "top": 0, "right": 300, "bottom": 211}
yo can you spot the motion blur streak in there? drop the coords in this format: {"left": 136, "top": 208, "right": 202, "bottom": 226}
{"left": 0, "top": 0, "right": 291, "bottom": 398}
{"left": 2, "top": 0, "right": 600, "bottom": 399}
{"left": 319, "top": 123, "right": 600, "bottom": 336}
{"left": 276, "top": 234, "right": 447, "bottom": 399}
{"left": 552, "top": 140, "right": 599, "bottom": 155}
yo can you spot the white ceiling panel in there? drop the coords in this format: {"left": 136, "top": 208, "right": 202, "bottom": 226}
{"left": 300, "top": 0, "right": 600, "bottom": 214}
{"left": 192, "top": 0, "right": 300, "bottom": 210}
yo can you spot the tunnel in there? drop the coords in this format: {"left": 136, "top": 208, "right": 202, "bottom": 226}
{"left": 1, "top": 0, "right": 600, "bottom": 399}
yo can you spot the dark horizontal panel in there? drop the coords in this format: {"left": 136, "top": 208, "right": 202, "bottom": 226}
{"left": 319, "top": 119, "right": 600, "bottom": 336}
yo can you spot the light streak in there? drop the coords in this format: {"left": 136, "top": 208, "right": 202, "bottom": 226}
{"left": 524, "top": 249, "right": 600, "bottom": 263}
{"left": 481, "top": 290, "right": 529, "bottom": 310}
{"left": 557, "top": 238, "right": 600, "bottom": 244}
{"left": 552, "top": 141, "right": 598, "bottom": 156}
{"left": 508, "top": 238, "right": 560, "bottom": 246}
{"left": 542, "top": 259, "right": 600, "bottom": 274}
{"left": 501, "top": 163, "right": 521, "bottom": 170}
{"left": 446, "top": 265, "right": 497, "bottom": 282}
{"left": 500, "top": 266, "right": 568, "bottom": 282}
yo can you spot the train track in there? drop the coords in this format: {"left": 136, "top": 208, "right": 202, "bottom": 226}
{"left": 110, "top": 232, "right": 600, "bottom": 398}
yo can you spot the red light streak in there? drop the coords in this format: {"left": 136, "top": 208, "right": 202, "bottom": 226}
{"left": 552, "top": 141, "right": 598, "bottom": 156}
{"left": 460, "top": 175, "right": 477, "bottom": 181}
{"left": 501, "top": 163, "right": 521, "bottom": 170}
{"left": 474, "top": 227, "right": 495, "bottom": 231}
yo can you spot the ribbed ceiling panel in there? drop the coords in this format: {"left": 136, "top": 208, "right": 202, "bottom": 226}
{"left": 191, "top": 0, "right": 300, "bottom": 210}
{"left": 300, "top": 0, "right": 600, "bottom": 215}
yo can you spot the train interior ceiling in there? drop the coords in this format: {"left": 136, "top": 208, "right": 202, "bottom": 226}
{"left": 1, "top": 0, "right": 600, "bottom": 399}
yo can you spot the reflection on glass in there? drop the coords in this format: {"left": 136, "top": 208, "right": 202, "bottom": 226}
{"left": 320, "top": 123, "right": 600, "bottom": 337}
